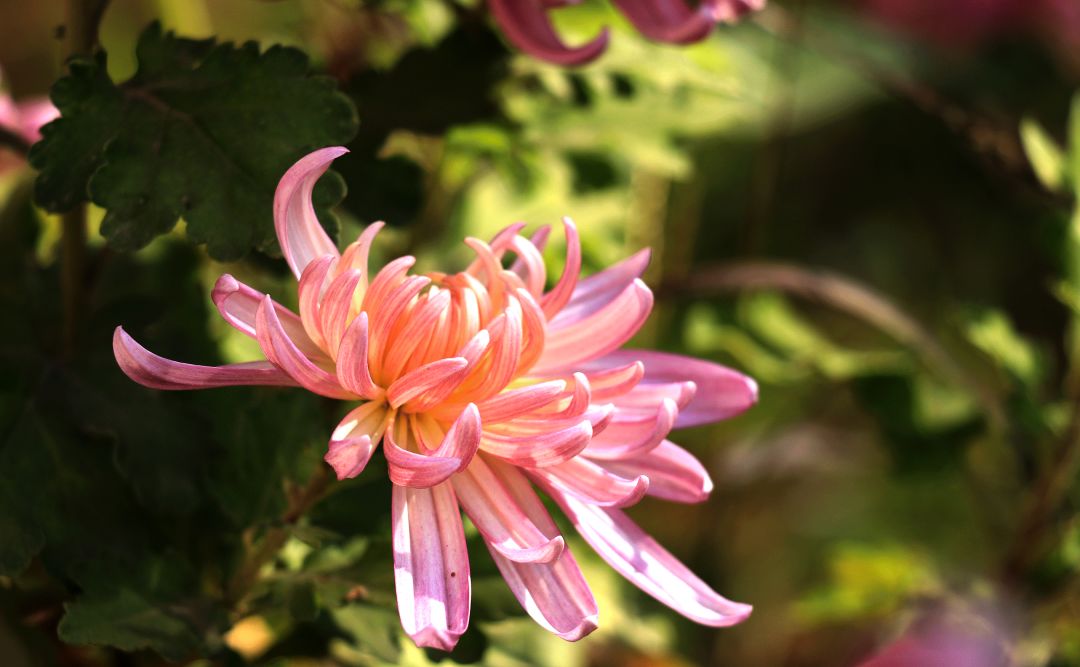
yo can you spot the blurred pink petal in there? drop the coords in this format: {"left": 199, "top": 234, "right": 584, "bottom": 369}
{"left": 488, "top": 0, "right": 611, "bottom": 66}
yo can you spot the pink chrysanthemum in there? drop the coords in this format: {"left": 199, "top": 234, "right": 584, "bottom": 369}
{"left": 114, "top": 147, "right": 759, "bottom": 650}
{"left": 488, "top": 0, "right": 766, "bottom": 66}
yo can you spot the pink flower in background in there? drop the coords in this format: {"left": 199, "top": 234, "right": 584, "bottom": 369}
{"left": 861, "top": 0, "right": 1080, "bottom": 53}
{"left": 114, "top": 146, "right": 758, "bottom": 650}
{"left": 0, "top": 67, "right": 58, "bottom": 173}
{"left": 488, "top": 0, "right": 766, "bottom": 66}
{"left": 858, "top": 624, "right": 1007, "bottom": 667}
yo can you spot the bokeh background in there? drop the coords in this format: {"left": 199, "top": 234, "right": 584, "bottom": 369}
{"left": 2, "top": 0, "right": 1080, "bottom": 665}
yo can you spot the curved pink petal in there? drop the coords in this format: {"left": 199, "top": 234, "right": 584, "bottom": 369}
{"left": 318, "top": 268, "right": 365, "bottom": 356}
{"left": 549, "top": 248, "right": 650, "bottom": 328}
{"left": 297, "top": 254, "right": 337, "bottom": 351}
{"left": 528, "top": 456, "right": 649, "bottom": 508}
{"left": 255, "top": 296, "right": 356, "bottom": 399}
{"left": 612, "top": 379, "right": 696, "bottom": 415}
{"left": 113, "top": 327, "right": 298, "bottom": 390}
{"left": 211, "top": 274, "right": 328, "bottom": 363}
{"left": 385, "top": 405, "right": 481, "bottom": 488}
{"left": 550, "top": 489, "right": 752, "bottom": 627}
{"left": 388, "top": 358, "right": 470, "bottom": 408}
{"left": 487, "top": 543, "right": 598, "bottom": 641}
{"left": 539, "top": 218, "right": 581, "bottom": 319}
{"left": 274, "top": 147, "right": 346, "bottom": 279}
{"left": 488, "top": 0, "right": 611, "bottom": 66}
{"left": 392, "top": 483, "right": 471, "bottom": 651}
{"left": 591, "top": 350, "right": 758, "bottom": 427}
{"left": 452, "top": 455, "right": 565, "bottom": 563}
{"left": 597, "top": 439, "right": 714, "bottom": 504}
{"left": 325, "top": 435, "right": 376, "bottom": 480}
{"left": 480, "top": 420, "right": 592, "bottom": 467}
{"left": 584, "top": 398, "right": 677, "bottom": 460}
{"left": 534, "top": 279, "right": 653, "bottom": 374}
{"left": 611, "top": 0, "right": 715, "bottom": 44}
{"left": 476, "top": 380, "right": 567, "bottom": 423}
{"left": 336, "top": 312, "right": 381, "bottom": 399}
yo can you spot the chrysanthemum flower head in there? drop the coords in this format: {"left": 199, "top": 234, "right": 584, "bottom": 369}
{"left": 114, "top": 146, "right": 759, "bottom": 650}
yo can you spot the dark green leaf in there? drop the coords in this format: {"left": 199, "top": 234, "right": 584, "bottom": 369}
{"left": 31, "top": 22, "right": 358, "bottom": 260}
{"left": 58, "top": 554, "right": 227, "bottom": 662}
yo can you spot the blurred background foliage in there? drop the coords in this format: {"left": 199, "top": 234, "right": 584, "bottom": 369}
{"left": 2, "top": 0, "right": 1080, "bottom": 665}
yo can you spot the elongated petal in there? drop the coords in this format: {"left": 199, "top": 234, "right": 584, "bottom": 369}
{"left": 255, "top": 296, "right": 355, "bottom": 399}
{"left": 550, "top": 489, "right": 752, "bottom": 627}
{"left": 487, "top": 545, "right": 598, "bottom": 641}
{"left": 274, "top": 147, "right": 346, "bottom": 279}
{"left": 528, "top": 457, "right": 649, "bottom": 508}
{"left": 325, "top": 435, "right": 376, "bottom": 480}
{"left": 613, "top": 380, "right": 696, "bottom": 415}
{"left": 597, "top": 439, "right": 714, "bottom": 504}
{"left": 584, "top": 398, "right": 677, "bottom": 460}
{"left": 534, "top": 280, "right": 653, "bottom": 374}
{"left": 452, "top": 456, "right": 565, "bottom": 563}
{"left": 476, "top": 380, "right": 567, "bottom": 423}
{"left": 550, "top": 249, "right": 650, "bottom": 327}
{"left": 488, "top": 0, "right": 610, "bottom": 66}
{"left": 611, "top": 0, "right": 714, "bottom": 44}
{"left": 297, "top": 254, "right": 336, "bottom": 351}
{"left": 113, "top": 328, "right": 298, "bottom": 390}
{"left": 392, "top": 483, "right": 471, "bottom": 651}
{"left": 592, "top": 350, "right": 758, "bottom": 427}
{"left": 540, "top": 218, "right": 581, "bottom": 318}
{"left": 481, "top": 420, "right": 592, "bottom": 467}
{"left": 319, "top": 268, "right": 365, "bottom": 356}
{"left": 385, "top": 405, "right": 481, "bottom": 488}
{"left": 388, "top": 358, "right": 469, "bottom": 408}
{"left": 211, "top": 274, "right": 327, "bottom": 362}
{"left": 336, "top": 312, "right": 381, "bottom": 399}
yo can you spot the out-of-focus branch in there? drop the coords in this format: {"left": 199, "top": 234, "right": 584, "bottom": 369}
{"left": 225, "top": 466, "right": 332, "bottom": 611}
{"left": 754, "top": 4, "right": 1047, "bottom": 197}
{"left": 662, "top": 260, "right": 1006, "bottom": 431}
{"left": 0, "top": 126, "right": 30, "bottom": 156}
{"left": 57, "top": 0, "right": 109, "bottom": 356}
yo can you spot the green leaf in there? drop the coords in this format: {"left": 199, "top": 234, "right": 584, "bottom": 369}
{"left": 31, "top": 22, "right": 358, "bottom": 260}
{"left": 1070, "top": 92, "right": 1080, "bottom": 194}
{"left": 1021, "top": 117, "right": 1068, "bottom": 194}
{"left": 58, "top": 554, "right": 227, "bottom": 662}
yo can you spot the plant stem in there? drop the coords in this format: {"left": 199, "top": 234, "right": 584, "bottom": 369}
{"left": 60, "top": 207, "right": 86, "bottom": 355}
{"left": 225, "top": 467, "right": 332, "bottom": 610}
{"left": 57, "top": 0, "right": 110, "bottom": 354}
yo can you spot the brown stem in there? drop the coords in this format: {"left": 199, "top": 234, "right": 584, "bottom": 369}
{"left": 60, "top": 207, "right": 86, "bottom": 356}
{"left": 57, "top": 0, "right": 110, "bottom": 355}
{"left": 225, "top": 467, "right": 332, "bottom": 610}
{"left": 1001, "top": 409, "right": 1080, "bottom": 583}
{"left": 0, "top": 126, "right": 30, "bottom": 156}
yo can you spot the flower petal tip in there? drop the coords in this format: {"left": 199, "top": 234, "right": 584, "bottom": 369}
{"left": 409, "top": 627, "right": 464, "bottom": 652}
{"left": 325, "top": 436, "right": 375, "bottom": 480}
{"left": 558, "top": 614, "right": 599, "bottom": 642}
